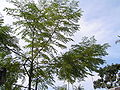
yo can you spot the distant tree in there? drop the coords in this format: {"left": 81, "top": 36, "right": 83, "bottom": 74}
{"left": 93, "top": 64, "right": 120, "bottom": 89}
{"left": 55, "top": 84, "right": 67, "bottom": 90}
{"left": 73, "top": 84, "right": 84, "bottom": 90}
{"left": 54, "top": 37, "right": 109, "bottom": 83}
{"left": 116, "top": 35, "right": 120, "bottom": 44}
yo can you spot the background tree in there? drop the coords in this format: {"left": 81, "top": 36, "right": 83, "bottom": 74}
{"left": 54, "top": 84, "right": 67, "bottom": 90}
{"left": 0, "top": 16, "right": 22, "bottom": 90}
{"left": 115, "top": 35, "right": 120, "bottom": 44}
{"left": 4, "top": 0, "right": 82, "bottom": 89}
{"left": 93, "top": 64, "right": 120, "bottom": 89}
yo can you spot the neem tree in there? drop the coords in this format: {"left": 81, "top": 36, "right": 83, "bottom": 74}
{"left": 0, "top": 0, "right": 109, "bottom": 90}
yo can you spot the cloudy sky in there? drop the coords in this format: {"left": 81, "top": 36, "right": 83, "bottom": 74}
{"left": 77, "top": 0, "right": 120, "bottom": 65}
{"left": 0, "top": 0, "right": 120, "bottom": 90}
{"left": 73, "top": 0, "right": 120, "bottom": 89}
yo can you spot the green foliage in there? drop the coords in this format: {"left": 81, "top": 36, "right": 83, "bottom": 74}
{"left": 54, "top": 37, "right": 109, "bottom": 83}
{"left": 0, "top": 0, "right": 109, "bottom": 90}
{"left": 0, "top": 17, "right": 22, "bottom": 90}
{"left": 4, "top": 0, "right": 82, "bottom": 61}
{"left": 93, "top": 64, "right": 120, "bottom": 89}
{"left": 4, "top": 0, "right": 82, "bottom": 89}
{"left": 0, "top": 52, "right": 22, "bottom": 90}
{"left": 0, "top": 17, "right": 19, "bottom": 52}
{"left": 5, "top": 0, "right": 81, "bottom": 52}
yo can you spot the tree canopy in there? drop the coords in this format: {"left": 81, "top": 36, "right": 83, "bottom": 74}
{"left": 0, "top": 0, "right": 110, "bottom": 90}
{"left": 54, "top": 37, "right": 109, "bottom": 83}
{"left": 3, "top": 0, "right": 82, "bottom": 89}
{"left": 93, "top": 64, "right": 120, "bottom": 89}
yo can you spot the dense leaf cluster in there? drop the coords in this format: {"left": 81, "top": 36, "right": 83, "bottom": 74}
{"left": 94, "top": 64, "right": 120, "bottom": 89}
{"left": 0, "top": 17, "right": 22, "bottom": 90}
{"left": 54, "top": 37, "right": 109, "bottom": 83}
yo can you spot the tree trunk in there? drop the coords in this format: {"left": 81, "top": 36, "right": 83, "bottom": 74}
{"left": 35, "top": 79, "right": 38, "bottom": 90}
{"left": 28, "top": 29, "right": 34, "bottom": 90}
{"left": 28, "top": 60, "right": 34, "bottom": 90}
{"left": 28, "top": 75, "right": 31, "bottom": 90}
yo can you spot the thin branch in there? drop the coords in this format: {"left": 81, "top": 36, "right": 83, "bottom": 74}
{"left": 13, "top": 84, "right": 34, "bottom": 90}
{"left": 4, "top": 45, "right": 27, "bottom": 59}
{"left": 23, "top": 58, "right": 30, "bottom": 76}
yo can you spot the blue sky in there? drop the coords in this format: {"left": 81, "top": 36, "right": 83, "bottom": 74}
{"left": 77, "top": 0, "right": 120, "bottom": 65}
{"left": 0, "top": 0, "right": 120, "bottom": 90}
